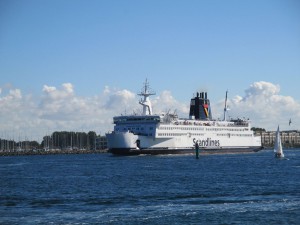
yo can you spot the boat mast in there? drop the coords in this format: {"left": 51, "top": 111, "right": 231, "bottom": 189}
{"left": 274, "top": 125, "right": 282, "bottom": 153}
{"left": 138, "top": 79, "right": 155, "bottom": 115}
{"left": 223, "top": 90, "right": 228, "bottom": 121}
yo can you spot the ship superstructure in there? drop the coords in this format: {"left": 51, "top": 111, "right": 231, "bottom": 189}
{"left": 106, "top": 80, "right": 262, "bottom": 155}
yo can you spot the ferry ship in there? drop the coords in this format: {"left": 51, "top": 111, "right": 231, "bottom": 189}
{"left": 106, "top": 80, "right": 262, "bottom": 155}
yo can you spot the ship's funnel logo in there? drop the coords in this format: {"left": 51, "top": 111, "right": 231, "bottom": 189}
{"left": 203, "top": 104, "right": 209, "bottom": 117}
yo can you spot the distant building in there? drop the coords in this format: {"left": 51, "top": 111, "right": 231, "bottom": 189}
{"left": 259, "top": 130, "right": 300, "bottom": 148}
{"left": 96, "top": 136, "right": 107, "bottom": 150}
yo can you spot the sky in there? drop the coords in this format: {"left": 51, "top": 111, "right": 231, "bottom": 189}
{"left": 0, "top": 0, "right": 300, "bottom": 142}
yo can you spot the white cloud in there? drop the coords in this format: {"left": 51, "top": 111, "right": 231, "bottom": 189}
{"left": 213, "top": 81, "right": 300, "bottom": 131}
{"left": 42, "top": 83, "right": 74, "bottom": 100}
{"left": 243, "top": 81, "right": 280, "bottom": 99}
{"left": 104, "top": 89, "right": 136, "bottom": 110}
{"left": 37, "top": 85, "right": 139, "bottom": 139}
{"left": 0, "top": 88, "right": 22, "bottom": 102}
{"left": 0, "top": 81, "right": 299, "bottom": 142}
{"left": 0, "top": 88, "right": 23, "bottom": 114}
{"left": 103, "top": 85, "right": 110, "bottom": 95}
{"left": 152, "top": 90, "right": 189, "bottom": 116}
{"left": 62, "top": 83, "right": 74, "bottom": 94}
{"left": 0, "top": 88, "right": 37, "bottom": 139}
{"left": 42, "top": 85, "right": 56, "bottom": 93}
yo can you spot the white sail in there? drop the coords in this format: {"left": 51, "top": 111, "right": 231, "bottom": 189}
{"left": 274, "top": 125, "right": 284, "bottom": 158}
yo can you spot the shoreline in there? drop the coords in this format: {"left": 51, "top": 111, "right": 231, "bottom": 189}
{"left": 0, "top": 149, "right": 108, "bottom": 157}
{"left": 1, "top": 147, "right": 299, "bottom": 157}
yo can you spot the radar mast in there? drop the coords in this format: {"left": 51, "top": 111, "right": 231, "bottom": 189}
{"left": 138, "top": 79, "right": 155, "bottom": 115}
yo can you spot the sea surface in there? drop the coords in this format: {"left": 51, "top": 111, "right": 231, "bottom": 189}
{"left": 1, "top": 149, "right": 300, "bottom": 224}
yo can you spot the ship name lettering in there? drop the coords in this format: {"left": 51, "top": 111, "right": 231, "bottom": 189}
{"left": 193, "top": 138, "right": 220, "bottom": 147}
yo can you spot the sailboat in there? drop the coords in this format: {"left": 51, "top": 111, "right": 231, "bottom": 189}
{"left": 274, "top": 125, "right": 284, "bottom": 158}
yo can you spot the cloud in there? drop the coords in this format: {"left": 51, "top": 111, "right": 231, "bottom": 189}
{"left": 104, "top": 89, "right": 136, "bottom": 110}
{"left": 42, "top": 85, "right": 56, "bottom": 93}
{"left": 214, "top": 81, "right": 300, "bottom": 131}
{"left": 0, "top": 88, "right": 23, "bottom": 115}
{"left": 103, "top": 85, "right": 110, "bottom": 95}
{"left": 243, "top": 81, "right": 280, "bottom": 99}
{"left": 0, "top": 87, "right": 37, "bottom": 138}
{"left": 152, "top": 90, "right": 189, "bottom": 115}
{"left": 42, "top": 83, "right": 74, "bottom": 100}
{"left": 39, "top": 83, "right": 86, "bottom": 120}
{"left": 0, "top": 81, "right": 299, "bottom": 142}
{"left": 37, "top": 84, "right": 139, "bottom": 138}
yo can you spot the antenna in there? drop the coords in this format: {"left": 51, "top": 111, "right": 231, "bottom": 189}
{"left": 223, "top": 90, "right": 228, "bottom": 121}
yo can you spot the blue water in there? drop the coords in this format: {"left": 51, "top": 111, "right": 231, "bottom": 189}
{"left": 1, "top": 150, "right": 300, "bottom": 224}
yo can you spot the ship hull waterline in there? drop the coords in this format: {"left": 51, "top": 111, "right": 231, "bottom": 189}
{"left": 109, "top": 147, "right": 263, "bottom": 156}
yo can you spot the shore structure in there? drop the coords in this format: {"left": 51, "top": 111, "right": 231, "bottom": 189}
{"left": 106, "top": 80, "right": 263, "bottom": 155}
{"left": 259, "top": 130, "right": 300, "bottom": 148}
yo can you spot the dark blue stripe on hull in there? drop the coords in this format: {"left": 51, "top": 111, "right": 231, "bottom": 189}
{"left": 110, "top": 147, "right": 263, "bottom": 155}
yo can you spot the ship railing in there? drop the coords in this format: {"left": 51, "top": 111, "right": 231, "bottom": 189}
{"left": 172, "top": 120, "right": 249, "bottom": 128}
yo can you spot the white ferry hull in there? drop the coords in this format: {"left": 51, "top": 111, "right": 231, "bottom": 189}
{"left": 106, "top": 131, "right": 263, "bottom": 155}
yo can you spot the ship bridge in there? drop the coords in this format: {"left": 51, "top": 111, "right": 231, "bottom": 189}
{"left": 113, "top": 115, "right": 160, "bottom": 137}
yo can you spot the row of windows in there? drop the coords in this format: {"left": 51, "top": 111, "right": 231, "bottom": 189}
{"left": 159, "top": 126, "right": 204, "bottom": 131}
{"left": 115, "top": 126, "right": 154, "bottom": 132}
{"left": 157, "top": 133, "right": 252, "bottom": 137}
{"left": 263, "top": 137, "right": 300, "bottom": 140}
{"left": 157, "top": 133, "right": 205, "bottom": 137}
{"left": 217, "top": 133, "right": 252, "bottom": 137}
{"left": 114, "top": 117, "right": 160, "bottom": 123}
{"left": 263, "top": 135, "right": 300, "bottom": 138}
{"left": 159, "top": 126, "right": 247, "bottom": 132}
{"left": 158, "top": 133, "right": 184, "bottom": 137}
{"left": 207, "top": 128, "right": 246, "bottom": 132}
